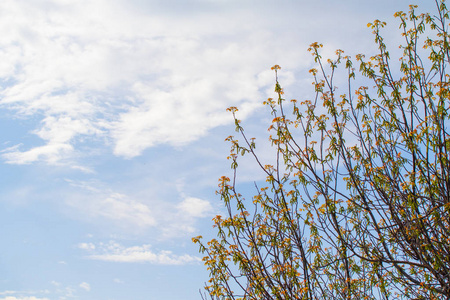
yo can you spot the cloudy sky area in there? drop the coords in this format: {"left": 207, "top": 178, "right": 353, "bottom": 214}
{"left": 0, "top": 0, "right": 436, "bottom": 299}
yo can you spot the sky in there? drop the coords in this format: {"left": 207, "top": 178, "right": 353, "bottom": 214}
{"left": 0, "top": 0, "right": 438, "bottom": 299}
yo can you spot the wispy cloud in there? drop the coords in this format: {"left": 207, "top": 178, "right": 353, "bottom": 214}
{"left": 177, "top": 197, "right": 213, "bottom": 218}
{"left": 0, "top": 297, "right": 50, "bottom": 300}
{"left": 79, "top": 282, "right": 90, "bottom": 292}
{"left": 65, "top": 179, "right": 156, "bottom": 228}
{"left": 0, "top": 290, "right": 50, "bottom": 300}
{"left": 78, "top": 242, "right": 96, "bottom": 251}
{"left": 63, "top": 178, "right": 215, "bottom": 238}
{"left": 0, "top": 283, "right": 86, "bottom": 299}
{"left": 79, "top": 241, "right": 200, "bottom": 265}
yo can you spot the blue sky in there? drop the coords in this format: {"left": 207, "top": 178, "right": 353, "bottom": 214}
{"left": 0, "top": 0, "right": 437, "bottom": 299}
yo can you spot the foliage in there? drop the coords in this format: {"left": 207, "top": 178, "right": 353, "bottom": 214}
{"left": 193, "top": 1, "right": 450, "bottom": 299}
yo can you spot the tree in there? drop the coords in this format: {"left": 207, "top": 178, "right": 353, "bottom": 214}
{"left": 193, "top": 1, "right": 450, "bottom": 299}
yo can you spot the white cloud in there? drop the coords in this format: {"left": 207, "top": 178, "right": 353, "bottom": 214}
{"left": 71, "top": 192, "right": 156, "bottom": 227}
{"left": 0, "top": 297, "right": 50, "bottom": 300}
{"left": 50, "top": 281, "right": 60, "bottom": 287}
{"left": 0, "top": 0, "right": 303, "bottom": 165}
{"left": 96, "top": 193, "right": 156, "bottom": 226}
{"left": 63, "top": 179, "right": 214, "bottom": 237}
{"left": 79, "top": 282, "right": 90, "bottom": 292}
{"left": 2, "top": 143, "right": 74, "bottom": 165}
{"left": 80, "top": 241, "right": 200, "bottom": 265}
{"left": 77, "top": 242, "right": 96, "bottom": 251}
{"left": 65, "top": 180, "right": 156, "bottom": 228}
{"left": 0, "top": 296, "right": 49, "bottom": 300}
{"left": 177, "top": 197, "right": 212, "bottom": 218}
{"left": 0, "top": 290, "right": 50, "bottom": 299}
